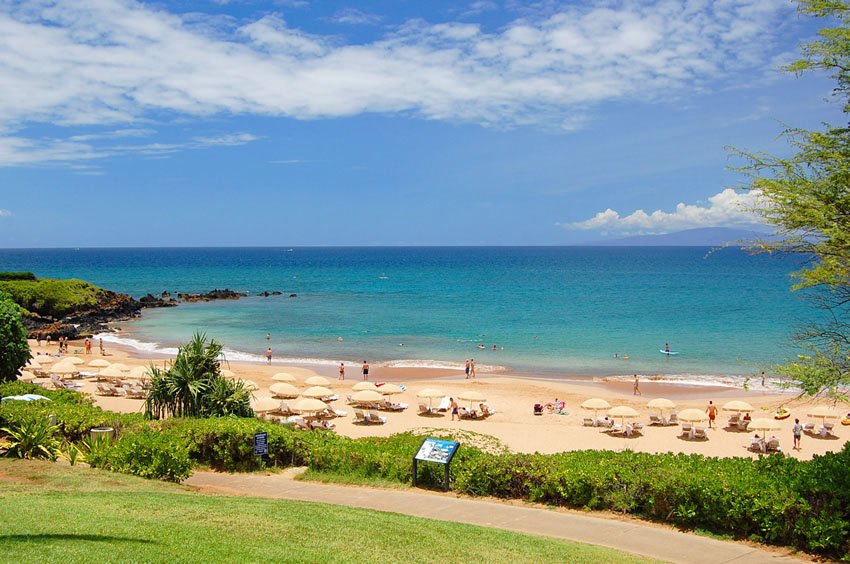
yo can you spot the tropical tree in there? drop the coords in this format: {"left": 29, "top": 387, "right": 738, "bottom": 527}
{"left": 144, "top": 333, "right": 253, "bottom": 419}
{"left": 0, "top": 290, "right": 30, "bottom": 383}
{"left": 736, "top": 1, "right": 850, "bottom": 399}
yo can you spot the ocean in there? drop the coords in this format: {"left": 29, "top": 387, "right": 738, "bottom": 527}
{"left": 0, "top": 247, "right": 813, "bottom": 384}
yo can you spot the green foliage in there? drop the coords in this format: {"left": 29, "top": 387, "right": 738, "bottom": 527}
{"left": 144, "top": 333, "right": 253, "bottom": 419}
{"left": 735, "top": 1, "right": 850, "bottom": 399}
{"left": 104, "top": 429, "right": 193, "bottom": 482}
{"left": 2, "top": 416, "right": 61, "bottom": 461}
{"left": 0, "top": 278, "right": 102, "bottom": 317}
{"left": 0, "top": 272, "right": 35, "bottom": 281}
{"left": 0, "top": 291, "right": 30, "bottom": 383}
{"left": 0, "top": 381, "right": 93, "bottom": 405}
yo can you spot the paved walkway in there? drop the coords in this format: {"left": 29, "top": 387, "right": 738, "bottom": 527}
{"left": 185, "top": 470, "right": 806, "bottom": 563}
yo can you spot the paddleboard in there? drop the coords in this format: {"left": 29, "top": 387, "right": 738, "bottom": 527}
{"left": 659, "top": 350, "right": 679, "bottom": 355}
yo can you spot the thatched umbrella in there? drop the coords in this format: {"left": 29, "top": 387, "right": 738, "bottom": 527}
{"left": 458, "top": 390, "right": 486, "bottom": 409}
{"left": 581, "top": 398, "right": 611, "bottom": 422}
{"left": 416, "top": 388, "right": 445, "bottom": 408}
{"left": 352, "top": 381, "right": 379, "bottom": 392}
{"left": 270, "top": 382, "right": 300, "bottom": 399}
{"left": 378, "top": 384, "right": 404, "bottom": 395}
{"left": 305, "top": 376, "right": 331, "bottom": 387}
{"left": 88, "top": 359, "right": 110, "bottom": 368}
{"left": 272, "top": 372, "right": 298, "bottom": 382}
{"left": 351, "top": 390, "right": 383, "bottom": 405}
{"left": 302, "top": 386, "right": 334, "bottom": 400}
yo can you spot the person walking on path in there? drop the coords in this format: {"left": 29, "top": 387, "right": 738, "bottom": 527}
{"left": 465, "top": 359, "right": 470, "bottom": 379}
{"left": 706, "top": 400, "right": 718, "bottom": 428}
{"left": 450, "top": 397, "right": 459, "bottom": 421}
{"left": 266, "top": 347, "right": 273, "bottom": 365}
{"left": 793, "top": 418, "right": 803, "bottom": 450}
{"left": 338, "top": 362, "right": 345, "bottom": 381}
{"left": 362, "top": 360, "right": 369, "bottom": 381}
{"left": 633, "top": 374, "right": 641, "bottom": 396}
{"left": 470, "top": 358, "right": 476, "bottom": 379}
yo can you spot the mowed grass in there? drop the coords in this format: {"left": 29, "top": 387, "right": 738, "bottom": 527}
{"left": 0, "top": 460, "right": 653, "bottom": 563}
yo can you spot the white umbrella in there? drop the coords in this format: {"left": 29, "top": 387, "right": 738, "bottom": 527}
{"left": 270, "top": 382, "right": 300, "bottom": 399}
{"left": 677, "top": 408, "right": 709, "bottom": 423}
{"left": 417, "top": 388, "right": 445, "bottom": 408}
{"left": 108, "top": 363, "right": 129, "bottom": 372}
{"left": 608, "top": 405, "right": 640, "bottom": 431}
{"left": 251, "top": 397, "right": 280, "bottom": 413}
{"left": 750, "top": 418, "right": 781, "bottom": 432}
{"left": 272, "top": 372, "right": 298, "bottom": 382}
{"left": 35, "top": 355, "right": 55, "bottom": 364}
{"left": 807, "top": 406, "right": 839, "bottom": 428}
{"left": 97, "top": 365, "right": 126, "bottom": 379}
{"left": 241, "top": 379, "right": 260, "bottom": 391}
{"left": 581, "top": 398, "right": 611, "bottom": 422}
{"left": 647, "top": 398, "right": 676, "bottom": 421}
{"left": 128, "top": 366, "right": 149, "bottom": 378}
{"left": 722, "top": 400, "right": 754, "bottom": 413}
{"left": 51, "top": 363, "right": 80, "bottom": 375}
{"left": 63, "top": 356, "right": 85, "bottom": 365}
{"left": 458, "top": 390, "right": 486, "bottom": 409}
{"left": 351, "top": 390, "right": 383, "bottom": 404}
{"left": 292, "top": 398, "right": 329, "bottom": 416}
{"left": 378, "top": 383, "right": 404, "bottom": 395}
{"left": 302, "top": 386, "right": 334, "bottom": 399}
{"left": 88, "top": 359, "right": 110, "bottom": 368}
{"left": 305, "top": 376, "right": 330, "bottom": 387}
{"left": 352, "top": 381, "right": 379, "bottom": 392}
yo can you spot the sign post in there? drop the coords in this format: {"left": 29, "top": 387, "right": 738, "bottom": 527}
{"left": 254, "top": 432, "right": 268, "bottom": 466}
{"left": 413, "top": 437, "right": 460, "bottom": 491}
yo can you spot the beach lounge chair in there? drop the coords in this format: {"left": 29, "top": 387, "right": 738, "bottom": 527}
{"left": 667, "top": 412, "right": 678, "bottom": 425}
{"left": 311, "top": 420, "right": 335, "bottom": 430}
{"left": 727, "top": 414, "right": 740, "bottom": 427}
{"left": 354, "top": 409, "right": 368, "bottom": 424}
{"left": 766, "top": 438, "right": 781, "bottom": 452}
{"left": 582, "top": 418, "right": 594, "bottom": 427}
{"left": 824, "top": 422, "right": 835, "bottom": 436}
{"left": 346, "top": 394, "right": 354, "bottom": 404}
{"left": 693, "top": 427, "right": 707, "bottom": 440}
{"left": 803, "top": 422, "right": 816, "bottom": 433}
{"left": 649, "top": 415, "right": 663, "bottom": 426}
{"left": 737, "top": 420, "right": 750, "bottom": 432}
{"left": 367, "top": 410, "right": 387, "bottom": 424}
{"left": 436, "top": 396, "right": 450, "bottom": 412}
{"left": 418, "top": 403, "right": 432, "bottom": 415}
{"left": 96, "top": 383, "right": 117, "bottom": 396}
{"left": 480, "top": 404, "right": 496, "bottom": 417}
{"left": 607, "top": 423, "right": 622, "bottom": 434}
{"left": 748, "top": 438, "right": 764, "bottom": 452}
{"left": 291, "top": 417, "right": 311, "bottom": 431}
{"left": 332, "top": 409, "right": 348, "bottom": 417}
{"left": 680, "top": 423, "right": 692, "bottom": 438}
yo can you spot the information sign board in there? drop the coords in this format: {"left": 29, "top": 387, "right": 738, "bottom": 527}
{"left": 254, "top": 432, "right": 268, "bottom": 456}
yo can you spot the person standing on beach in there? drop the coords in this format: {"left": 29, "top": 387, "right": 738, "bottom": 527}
{"left": 36, "top": 333, "right": 42, "bottom": 347}
{"left": 85, "top": 337, "right": 92, "bottom": 355}
{"left": 665, "top": 343, "right": 670, "bottom": 353}
{"left": 706, "top": 401, "right": 718, "bottom": 428}
{"left": 470, "top": 358, "right": 476, "bottom": 379}
{"left": 450, "top": 397, "right": 459, "bottom": 421}
{"left": 761, "top": 371, "right": 766, "bottom": 387}
{"left": 338, "top": 362, "right": 345, "bottom": 381}
{"left": 266, "top": 347, "right": 273, "bottom": 364}
{"left": 633, "top": 374, "right": 641, "bottom": 396}
{"left": 465, "top": 359, "right": 470, "bottom": 379}
{"left": 793, "top": 418, "right": 803, "bottom": 450}
{"left": 362, "top": 360, "right": 369, "bottom": 381}
{"left": 99, "top": 338, "right": 105, "bottom": 355}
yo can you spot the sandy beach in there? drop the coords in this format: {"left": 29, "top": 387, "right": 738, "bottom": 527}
{"left": 26, "top": 339, "right": 850, "bottom": 461}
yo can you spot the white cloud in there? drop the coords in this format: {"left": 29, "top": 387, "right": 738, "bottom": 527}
{"left": 331, "top": 9, "right": 382, "bottom": 26}
{"left": 565, "top": 189, "right": 765, "bottom": 234}
{"left": 0, "top": 0, "right": 794, "bottom": 165}
{"left": 193, "top": 133, "right": 260, "bottom": 146}
{"left": 0, "top": 209, "right": 11, "bottom": 217}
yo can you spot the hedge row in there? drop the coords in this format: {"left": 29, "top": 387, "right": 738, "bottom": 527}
{"left": 0, "top": 383, "right": 847, "bottom": 558}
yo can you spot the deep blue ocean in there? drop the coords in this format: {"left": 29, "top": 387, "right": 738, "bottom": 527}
{"left": 0, "top": 247, "right": 813, "bottom": 382}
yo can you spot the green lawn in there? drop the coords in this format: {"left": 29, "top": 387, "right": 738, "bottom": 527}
{"left": 0, "top": 460, "right": 652, "bottom": 563}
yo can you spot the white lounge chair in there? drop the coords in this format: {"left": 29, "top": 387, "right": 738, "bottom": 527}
{"left": 667, "top": 412, "right": 678, "bottom": 425}
{"left": 693, "top": 427, "right": 707, "bottom": 440}
{"left": 435, "top": 396, "right": 450, "bottom": 411}
{"left": 418, "top": 403, "right": 432, "bottom": 415}
{"left": 737, "top": 420, "right": 751, "bottom": 432}
{"left": 766, "top": 438, "right": 781, "bottom": 452}
{"left": 354, "top": 409, "right": 368, "bottom": 424}
{"left": 582, "top": 418, "right": 594, "bottom": 427}
{"left": 649, "top": 415, "right": 663, "bottom": 426}
{"left": 680, "top": 423, "right": 692, "bottom": 438}
{"left": 367, "top": 410, "right": 387, "bottom": 424}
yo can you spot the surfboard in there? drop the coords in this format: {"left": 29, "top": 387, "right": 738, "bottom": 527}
{"left": 659, "top": 350, "right": 679, "bottom": 355}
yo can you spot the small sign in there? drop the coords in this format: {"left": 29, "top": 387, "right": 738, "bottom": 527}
{"left": 414, "top": 438, "right": 459, "bottom": 464}
{"left": 253, "top": 432, "right": 268, "bottom": 456}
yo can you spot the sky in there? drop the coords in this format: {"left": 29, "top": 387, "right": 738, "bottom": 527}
{"left": 0, "top": 0, "right": 843, "bottom": 247}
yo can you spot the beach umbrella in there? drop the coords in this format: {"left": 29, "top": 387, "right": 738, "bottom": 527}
{"left": 88, "top": 359, "right": 110, "bottom": 368}
{"left": 26, "top": 358, "right": 41, "bottom": 368}
{"left": 280, "top": 367, "right": 319, "bottom": 377}
{"left": 64, "top": 356, "right": 85, "bottom": 365}
{"left": 647, "top": 397, "right": 676, "bottom": 419}
{"left": 417, "top": 388, "right": 445, "bottom": 408}
{"left": 378, "top": 384, "right": 404, "bottom": 395}
{"left": 351, "top": 390, "right": 383, "bottom": 404}
{"left": 109, "top": 363, "right": 129, "bottom": 372}
{"left": 458, "top": 390, "right": 486, "bottom": 409}
{"left": 302, "top": 386, "right": 334, "bottom": 399}
{"left": 51, "top": 363, "right": 80, "bottom": 375}
{"left": 35, "top": 355, "right": 55, "bottom": 364}
{"left": 97, "top": 366, "right": 126, "bottom": 379}
{"left": 292, "top": 398, "right": 329, "bottom": 416}
{"left": 352, "top": 381, "right": 379, "bottom": 392}
{"left": 608, "top": 405, "right": 640, "bottom": 430}
{"left": 251, "top": 397, "right": 280, "bottom": 413}
{"left": 677, "top": 408, "right": 709, "bottom": 423}
{"left": 18, "top": 371, "right": 35, "bottom": 382}
{"left": 241, "top": 379, "right": 260, "bottom": 391}
{"left": 750, "top": 418, "right": 781, "bottom": 434}
{"left": 129, "top": 366, "right": 149, "bottom": 378}
{"left": 807, "top": 406, "right": 839, "bottom": 427}
{"left": 220, "top": 369, "right": 236, "bottom": 379}
{"left": 722, "top": 400, "right": 754, "bottom": 413}
{"left": 581, "top": 398, "right": 611, "bottom": 421}
{"left": 305, "top": 376, "right": 330, "bottom": 387}
{"left": 272, "top": 372, "right": 298, "bottom": 382}
{"left": 270, "top": 382, "right": 300, "bottom": 399}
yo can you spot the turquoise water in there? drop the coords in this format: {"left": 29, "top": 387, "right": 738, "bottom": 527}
{"left": 0, "top": 247, "right": 812, "bottom": 378}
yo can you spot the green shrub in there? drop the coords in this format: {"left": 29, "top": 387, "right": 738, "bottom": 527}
{"left": 2, "top": 416, "right": 61, "bottom": 460}
{"left": 0, "top": 381, "right": 92, "bottom": 405}
{"left": 0, "top": 291, "right": 30, "bottom": 382}
{"left": 105, "top": 429, "right": 193, "bottom": 482}
{"left": 0, "top": 272, "right": 36, "bottom": 281}
{"left": 0, "top": 278, "right": 102, "bottom": 317}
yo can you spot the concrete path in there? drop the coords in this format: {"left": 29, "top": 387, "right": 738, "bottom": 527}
{"left": 185, "top": 470, "right": 806, "bottom": 564}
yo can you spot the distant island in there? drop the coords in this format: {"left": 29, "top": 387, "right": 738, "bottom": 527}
{"left": 583, "top": 227, "right": 774, "bottom": 247}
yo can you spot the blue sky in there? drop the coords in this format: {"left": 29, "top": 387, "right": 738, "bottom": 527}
{"left": 0, "top": 0, "right": 842, "bottom": 246}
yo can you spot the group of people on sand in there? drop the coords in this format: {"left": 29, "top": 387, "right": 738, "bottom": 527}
{"left": 336, "top": 361, "right": 369, "bottom": 381}
{"left": 464, "top": 358, "right": 476, "bottom": 379}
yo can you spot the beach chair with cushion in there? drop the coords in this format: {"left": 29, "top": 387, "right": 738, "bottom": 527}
{"left": 436, "top": 396, "right": 450, "bottom": 412}
{"left": 649, "top": 415, "right": 663, "bottom": 426}
{"left": 96, "top": 383, "right": 117, "bottom": 396}
{"left": 480, "top": 404, "right": 496, "bottom": 417}
{"left": 332, "top": 409, "right": 348, "bottom": 417}
{"left": 311, "top": 420, "right": 335, "bottom": 430}
{"left": 803, "top": 422, "right": 816, "bottom": 434}
{"left": 346, "top": 394, "right": 354, "bottom": 404}
{"left": 291, "top": 417, "right": 311, "bottom": 431}
{"left": 824, "top": 422, "right": 835, "bottom": 436}
{"left": 367, "top": 410, "right": 387, "bottom": 424}
{"left": 737, "top": 420, "right": 750, "bottom": 432}
{"left": 354, "top": 409, "right": 368, "bottom": 424}
{"left": 693, "top": 427, "right": 707, "bottom": 440}
{"left": 418, "top": 403, "right": 432, "bottom": 415}
{"left": 680, "top": 423, "right": 692, "bottom": 438}
{"left": 748, "top": 438, "right": 765, "bottom": 452}
{"left": 667, "top": 412, "right": 678, "bottom": 425}
{"left": 766, "top": 438, "right": 781, "bottom": 452}
{"left": 277, "top": 402, "right": 293, "bottom": 416}
{"left": 727, "top": 414, "right": 740, "bottom": 428}
{"left": 582, "top": 418, "right": 594, "bottom": 427}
